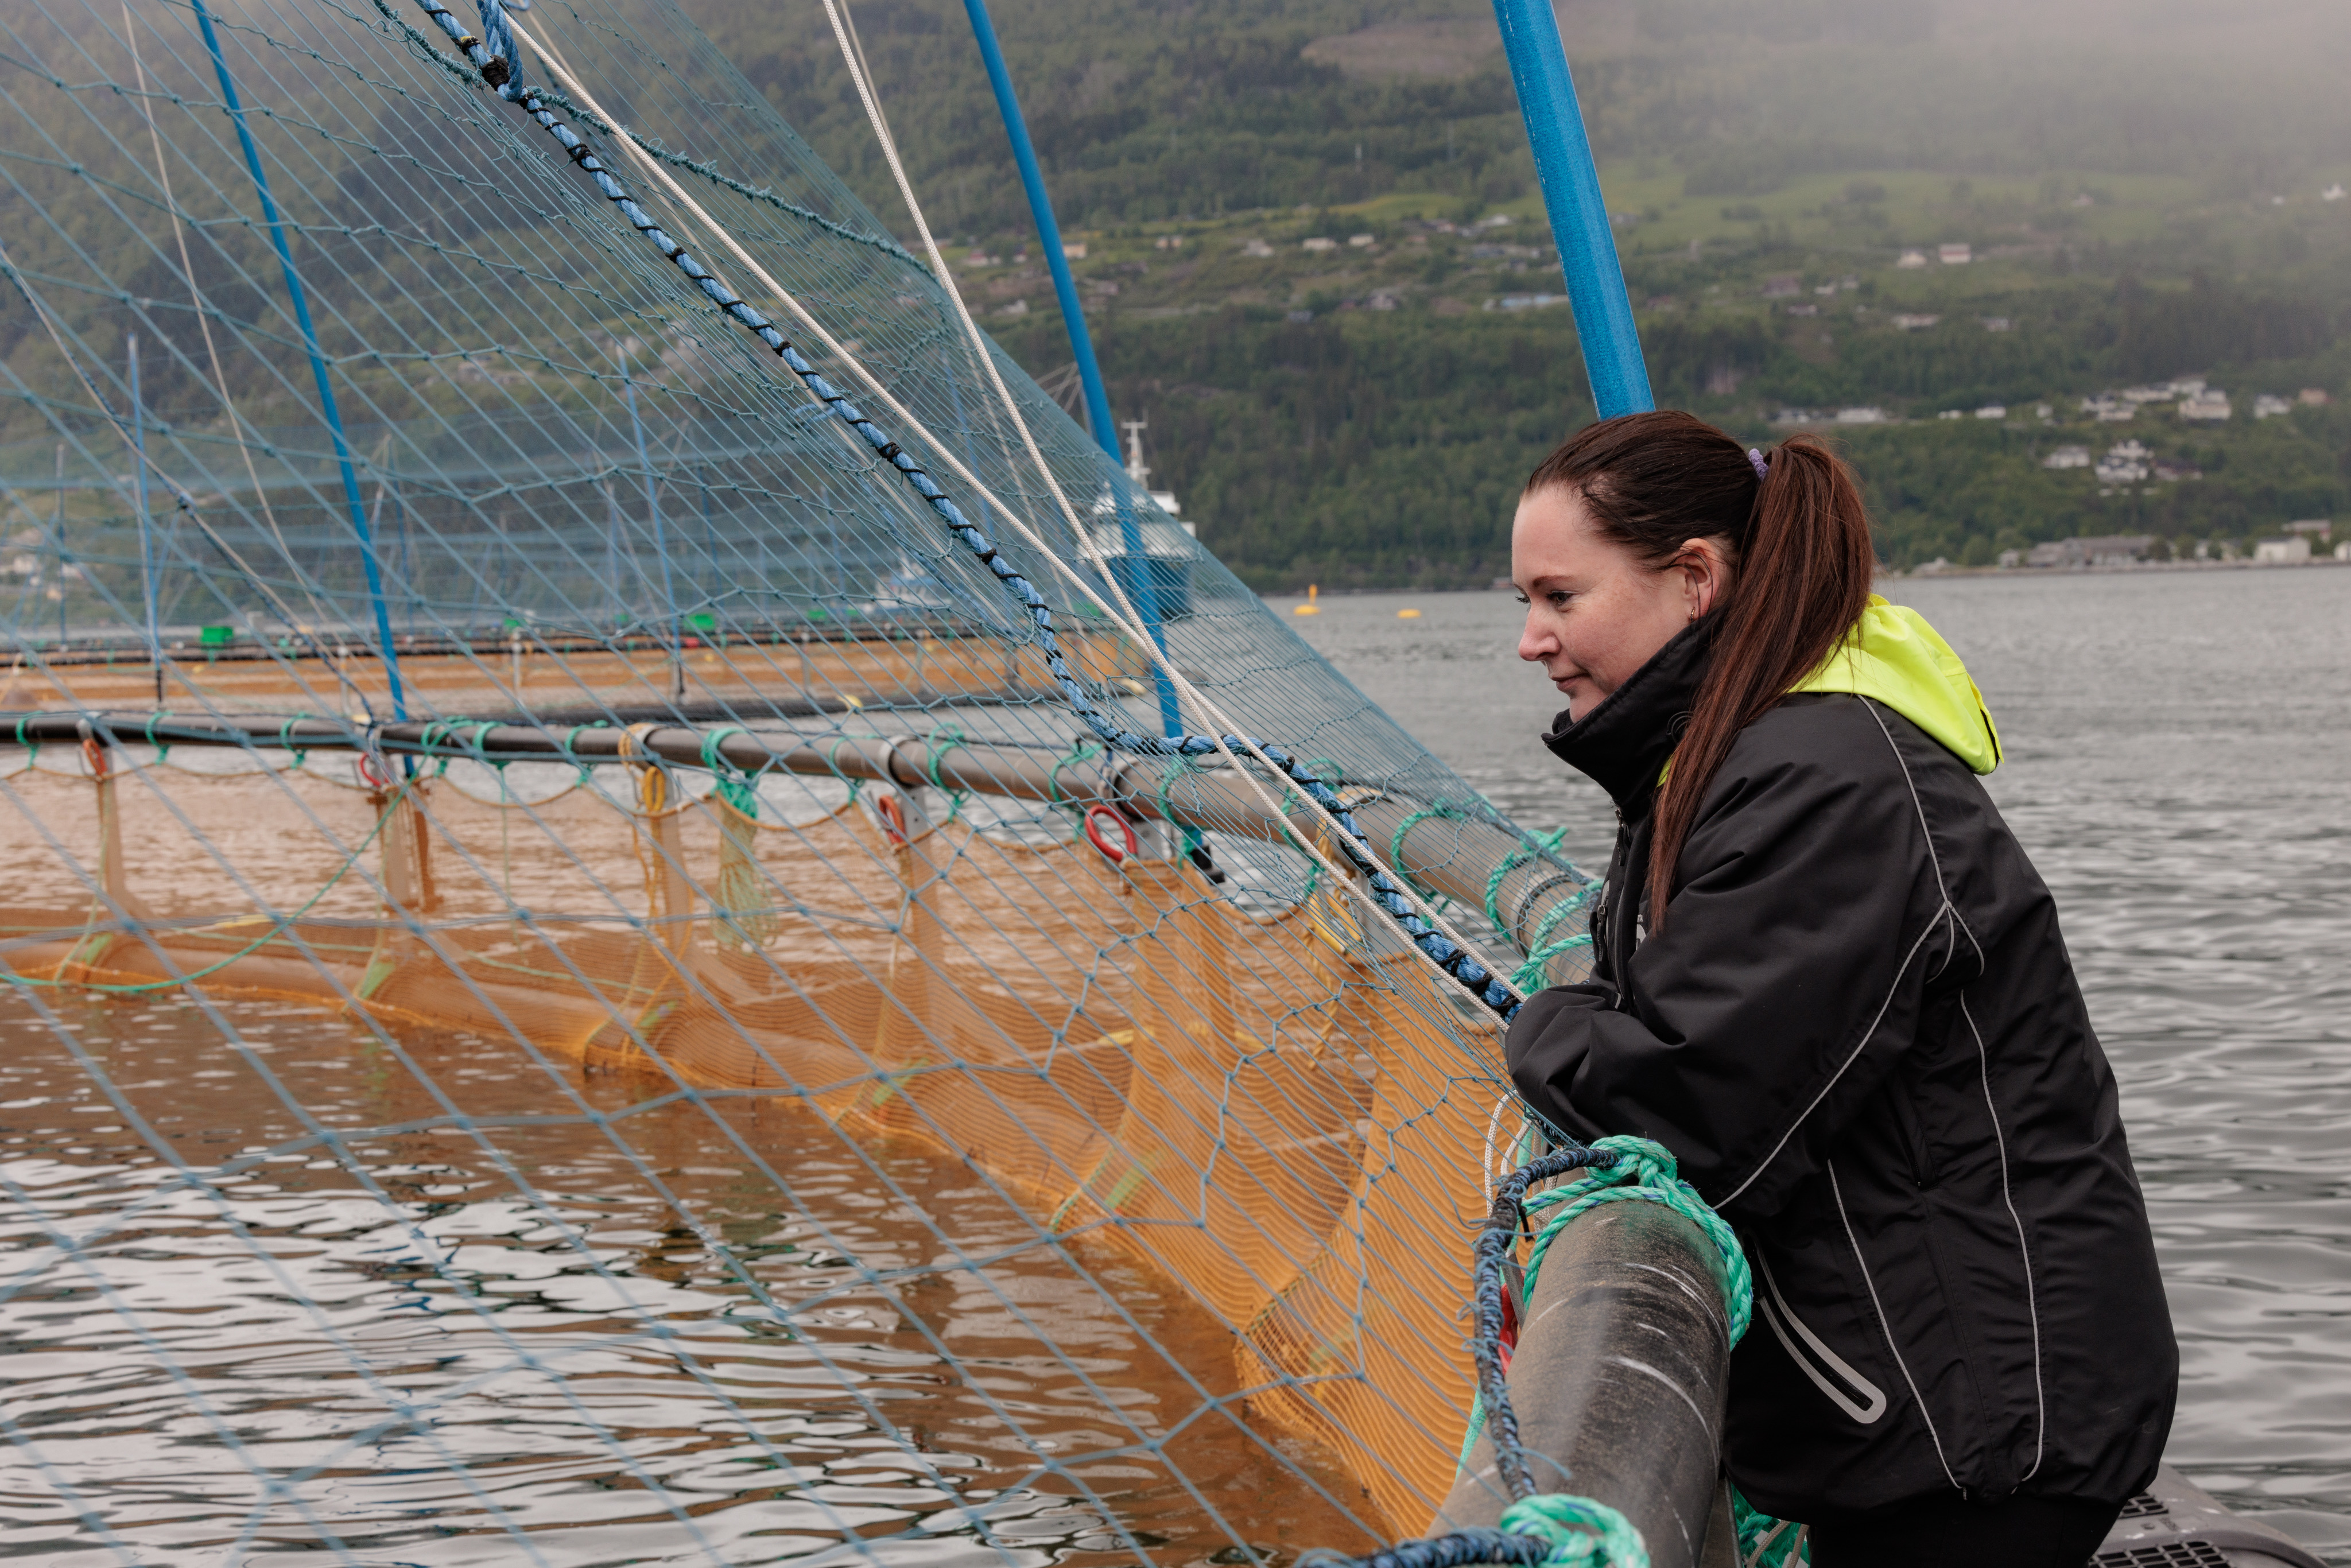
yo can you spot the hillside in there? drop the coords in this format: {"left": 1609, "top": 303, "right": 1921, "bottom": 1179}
{"left": 682, "top": 0, "right": 2351, "bottom": 585}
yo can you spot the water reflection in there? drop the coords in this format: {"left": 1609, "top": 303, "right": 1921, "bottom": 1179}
{"left": 0, "top": 994, "right": 1371, "bottom": 1565}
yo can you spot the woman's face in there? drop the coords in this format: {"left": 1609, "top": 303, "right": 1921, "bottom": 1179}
{"left": 1512, "top": 485, "right": 1731, "bottom": 721}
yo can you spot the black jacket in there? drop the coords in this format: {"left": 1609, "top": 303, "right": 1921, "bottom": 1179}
{"left": 1504, "top": 617, "right": 2177, "bottom": 1520}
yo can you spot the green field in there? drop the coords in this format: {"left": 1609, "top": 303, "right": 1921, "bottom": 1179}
{"left": 673, "top": 0, "right": 2351, "bottom": 584}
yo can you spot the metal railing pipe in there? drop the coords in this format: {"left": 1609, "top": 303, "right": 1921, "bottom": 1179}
{"left": 1429, "top": 1198, "right": 1733, "bottom": 1567}
{"left": 0, "top": 710, "right": 1593, "bottom": 979}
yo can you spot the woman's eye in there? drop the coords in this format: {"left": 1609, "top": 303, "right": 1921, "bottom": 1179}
{"left": 1514, "top": 594, "right": 1530, "bottom": 606}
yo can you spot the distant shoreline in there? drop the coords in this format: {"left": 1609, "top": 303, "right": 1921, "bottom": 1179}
{"left": 1264, "top": 557, "right": 2349, "bottom": 599}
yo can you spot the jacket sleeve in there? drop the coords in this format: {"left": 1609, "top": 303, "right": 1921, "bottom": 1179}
{"left": 1506, "top": 724, "right": 1959, "bottom": 1220}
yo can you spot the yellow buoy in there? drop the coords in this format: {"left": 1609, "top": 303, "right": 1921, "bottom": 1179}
{"left": 1294, "top": 583, "right": 1320, "bottom": 616}
{"left": 1397, "top": 608, "right": 1421, "bottom": 619}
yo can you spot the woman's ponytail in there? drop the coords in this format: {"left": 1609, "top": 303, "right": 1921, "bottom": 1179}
{"left": 1644, "top": 434, "right": 1875, "bottom": 925}
{"left": 1522, "top": 414, "right": 1877, "bottom": 930}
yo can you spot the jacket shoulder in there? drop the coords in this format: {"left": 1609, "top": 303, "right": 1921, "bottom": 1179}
{"left": 1706, "top": 692, "right": 1922, "bottom": 804}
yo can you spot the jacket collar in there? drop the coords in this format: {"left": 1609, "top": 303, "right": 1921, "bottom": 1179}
{"left": 1541, "top": 615, "right": 1715, "bottom": 812}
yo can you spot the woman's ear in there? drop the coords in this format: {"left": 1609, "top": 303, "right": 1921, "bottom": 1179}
{"left": 1676, "top": 538, "right": 1733, "bottom": 620}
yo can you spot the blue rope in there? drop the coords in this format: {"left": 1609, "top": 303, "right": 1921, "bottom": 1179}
{"left": 1308, "top": 1143, "right": 1669, "bottom": 1568}
{"left": 193, "top": 0, "right": 408, "bottom": 721}
{"left": 415, "top": 0, "right": 1525, "bottom": 1022}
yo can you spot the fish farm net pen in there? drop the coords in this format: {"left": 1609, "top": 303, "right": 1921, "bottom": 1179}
{"left": 0, "top": 0, "right": 1613, "bottom": 1559}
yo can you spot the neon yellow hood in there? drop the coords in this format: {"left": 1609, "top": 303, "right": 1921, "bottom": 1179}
{"left": 1792, "top": 595, "right": 2001, "bottom": 774}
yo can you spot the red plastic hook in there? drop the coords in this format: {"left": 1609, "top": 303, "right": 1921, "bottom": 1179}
{"left": 1083, "top": 803, "right": 1139, "bottom": 864}
{"left": 874, "top": 790, "right": 911, "bottom": 847}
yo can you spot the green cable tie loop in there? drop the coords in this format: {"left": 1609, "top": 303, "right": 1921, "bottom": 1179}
{"left": 924, "top": 723, "right": 968, "bottom": 823}
{"left": 700, "top": 724, "right": 759, "bottom": 818}
{"left": 1508, "top": 932, "right": 1593, "bottom": 993}
{"left": 1388, "top": 802, "right": 1461, "bottom": 890}
{"left": 1154, "top": 751, "right": 1192, "bottom": 825}
{"left": 1484, "top": 825, "right": 1580, "bottom": 932}
{"left": 562, "top": 724, "right": 598, "bottom": 782}
{"left": 822, "top": 735, "right": 866, "bottom": 802}
{"left": 922, "top": 723, "right": 965, "bottom": 791}
{"left": 1045, "top": 736, "right": 1103, "bottom": 808}
{"left": 1523, "top": 880, "right": 1599, "bottom": 956}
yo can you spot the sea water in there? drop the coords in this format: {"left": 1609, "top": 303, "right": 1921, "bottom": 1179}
{"left": 2, "top": 568, "right": 2342, "bottom": 1563}
{"left": 1292, "top": 565, "right": 2351, "bottom": 1561}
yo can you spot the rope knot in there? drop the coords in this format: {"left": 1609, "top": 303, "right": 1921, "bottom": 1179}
{"left": 470, "top": 0, "right": 526, "bottom": 99}
{"left": 1496, "top": 1495, "right": 1649, "bottom": 1568}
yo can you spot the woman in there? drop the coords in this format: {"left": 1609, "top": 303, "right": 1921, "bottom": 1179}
{"left": 1503, "top": 412, "right": 2177, "bottom": 1567}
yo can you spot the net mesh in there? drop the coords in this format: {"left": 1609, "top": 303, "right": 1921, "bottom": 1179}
{"left": 0, "top": 0, "right": 1599, "bottom": 1557}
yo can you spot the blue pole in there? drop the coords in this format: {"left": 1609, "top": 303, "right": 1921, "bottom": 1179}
{"left": 962, "top": 0, "right": 1115, "bottom": 460}
{"left": 962, "top": 0, "right": 1179, "bottom": 739}
{"left": 1488, "top": 0, "right": 1653, "bottom": 420}
{"left": 192, "top": 0, "right": 407, "bottom": 719}
{"left": 128, "top": 331, "right": 161, "bottom": 696}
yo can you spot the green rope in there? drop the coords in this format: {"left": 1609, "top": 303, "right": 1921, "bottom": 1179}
{"left": 1460, "top": 1135, "right": 1752, "bottom": 1456}
{"left": 1507, "top": 932, "right": 1593, "bottom": 993}
{"left": 1045, "top": 736, "right": 1104, "bottom": 807}
{"left": 1506, "top": 879, "right": 1603, "bottom": 989}
{"left": 1731, "top": 1491, "right": 1810, "bottom": 1568}
{"left": 562, "top": 724, "right": 600, "bottom": 782}
{"left": 1484, "top": 826, "right": 1572, "bottom": 932}
{"left": 1496, "top": 1493, "right": 1650, "bottom": 1568}
{"left": 923, "top": 724, "right": 969, "bottom": 823}
{"left": 818, "top": 736, "right": 872, "bottom": 802}
{"left": 1388, "top": 802, "right": 1460, "bottom": 876}
{"left": 700, "top": 724, "right": 759, "bottom": 818}
{"left": 1519, "top": 1138, "right": 1803, "bottom": 1565}
{"left": 1523, "top": 1135, "right": 1749, "bottom": 1342}
{"left": 3, "top": 783, "right": 411, "bottom": 995}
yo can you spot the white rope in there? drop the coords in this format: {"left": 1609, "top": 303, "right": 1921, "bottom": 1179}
{"left": 511, "top": 18, "right": 1524, "bottom": 1011}
{"left": 810, "top": 3, "right": 1534, "bottom": 1004}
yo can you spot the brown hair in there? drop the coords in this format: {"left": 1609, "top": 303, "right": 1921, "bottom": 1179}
{"left": 1525, "top": 410, "right": 1876, "bottom": 927}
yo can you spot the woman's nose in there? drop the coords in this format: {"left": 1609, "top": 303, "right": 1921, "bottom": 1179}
{"left": 1517, "top": 616, "right": 1554, "bottom": 663}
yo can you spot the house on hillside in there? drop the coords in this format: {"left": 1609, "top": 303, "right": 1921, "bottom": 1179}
{"left": 2179, "top": 389, "right": 2232, "bottom": 421}
{"left": 2253, "top": 537, "right": 2311, "bottom": 564}
{"left": 1896, "top": 250, "right": 1929, "bottom": 269}
{"left": 2286, "top": 519, "right": 2334, "bottom": 542}
{"left": 2094, "top": 441, "right": 2152, "bottom": 484}
{"left": 1939, "top": 243, "right": 1972, "bottom": 264}
{"left": 2026, "top": 535, "right": 2155, "bottom": 568}
{"left": 1892, "top": 313, "right": 1941, "bottom": 331}
{"left": 2043, "top": 445, "right": 2092, "bottom": 470}
{"left": 2253, "top": 394, "right": 2294, "bottom": 419}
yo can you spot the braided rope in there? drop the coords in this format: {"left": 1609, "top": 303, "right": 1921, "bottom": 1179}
{"left": 375, "top": 0, "right": 919, "bottom": 265}
{"left": 698, "top": 724, "right": 758, "bottom": 817}
{"left": 416, "top": 0, "right": 1522, "bottom": 1021}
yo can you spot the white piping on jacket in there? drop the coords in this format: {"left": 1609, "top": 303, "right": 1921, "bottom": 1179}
{"left": 1964, "top": 996, "right": 2048, "bottom": 1479}
{"left": 1717, "top": 913, "right": 1944, "bottom": 1208}
{"left": 1755, "top": 1252, "right": 1888, "bottom": 1425}
{"left": 1831, "top": 1159, "right": 1960, "bottom": 1489}
{"left": 1862, "top": 698, "right": 2047, "bottom": 1478}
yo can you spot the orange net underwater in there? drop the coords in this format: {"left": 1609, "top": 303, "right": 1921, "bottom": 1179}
{"left": 0, "top": 0, "right": 1599, "bottom": 1558}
